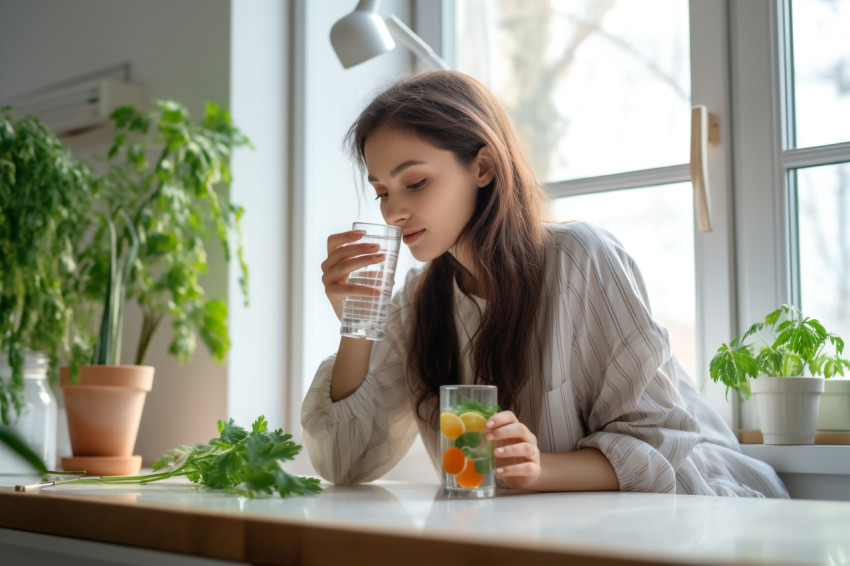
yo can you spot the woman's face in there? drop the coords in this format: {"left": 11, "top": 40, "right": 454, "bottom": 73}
{"left": 363, "top": 126, "right": 493, "bottom": 262}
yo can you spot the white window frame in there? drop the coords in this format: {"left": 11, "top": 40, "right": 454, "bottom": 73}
{"left": 732, "top": 0, "right": 850, "bottom": 430}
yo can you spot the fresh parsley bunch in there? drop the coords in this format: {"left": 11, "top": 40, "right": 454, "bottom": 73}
{"left": 61, "top": 416, "right": 322, "bottom": 498}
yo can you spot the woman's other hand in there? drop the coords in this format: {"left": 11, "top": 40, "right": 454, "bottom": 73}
{"left": 486, "top": 410, "right": 541, "bottom": 490}
{"left": 321, "top": 230, "right": 385, "bottom": 321}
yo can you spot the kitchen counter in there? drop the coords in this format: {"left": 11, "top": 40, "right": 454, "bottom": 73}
{"left": 1, "top": 475, "right": 849, "bottom": 565}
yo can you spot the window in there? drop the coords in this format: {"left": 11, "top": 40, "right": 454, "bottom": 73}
{"left": 728, "top": 0, "right": 850, "bottom": 431}
{"left": 451, "top": 0, "right": 701, "bottom": 382}
{"left": 442, "top": 0, "right": 850, "bottom": 429}
{"left": 795, "top": 163, "right": 850, "bottom": 340}
{"left": 786, "top": 0, "right": 850, "bottom": 342}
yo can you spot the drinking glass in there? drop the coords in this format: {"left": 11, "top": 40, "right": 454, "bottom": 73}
{"left": 439, "top": 385, "right": 499, "bottom": 498}
{"left": 339, "top": 222, "right": 402, "bottom": 341}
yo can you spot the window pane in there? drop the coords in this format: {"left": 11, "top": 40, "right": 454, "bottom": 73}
{"left": 796, "top": 163, "right": 850, "bottom": 342}
{"left": 547, "top": 184, "right": 696, "bottom": 380}
{"left": 789, "top": 0, "right": 850, "bottom": 148}
{"left": 454, "top": 0, "right": 691, "bottom": 182}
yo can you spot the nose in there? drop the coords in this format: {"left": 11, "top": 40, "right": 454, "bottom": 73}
{"left": 383, "top": 194, "right": 410, "bottom": 226}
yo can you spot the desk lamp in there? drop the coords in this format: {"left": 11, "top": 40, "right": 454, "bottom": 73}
{"left": 330, "top": 0, "right": 449, "bottom": 70}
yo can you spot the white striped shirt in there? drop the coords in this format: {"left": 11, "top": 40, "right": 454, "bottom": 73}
{"left": 302, "top": 222, "right": 789, "bottom": 498}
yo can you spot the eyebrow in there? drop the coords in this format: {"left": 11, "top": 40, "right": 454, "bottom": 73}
{"left": 367, "top": 160, "right": 425, "bottom": 183}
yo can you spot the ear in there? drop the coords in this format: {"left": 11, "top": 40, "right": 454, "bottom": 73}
{"left": 472, "top": 146, "right": 496, "bottom": 187}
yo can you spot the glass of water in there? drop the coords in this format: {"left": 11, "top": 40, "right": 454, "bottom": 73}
{"left": 439, "top": 385, "right": 499, "bottom": 498}
{"left": 339, "top": 222, "right": 402, "bottom": 341}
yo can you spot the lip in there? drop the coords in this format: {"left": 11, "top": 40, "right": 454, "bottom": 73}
{"left": 403, "top": 229, "right": 425, "bottom": 245}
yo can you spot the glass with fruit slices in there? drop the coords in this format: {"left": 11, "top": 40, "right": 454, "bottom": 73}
{"left": 439, "top": 385, "right": 499, "bottom": 498}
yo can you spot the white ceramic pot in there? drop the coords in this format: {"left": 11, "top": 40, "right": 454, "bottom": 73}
{"left": 817, "top": 378, "right": 850, "bottom": 431}
{"left": 751, "top": 376, "right": 824, "bottom": 445}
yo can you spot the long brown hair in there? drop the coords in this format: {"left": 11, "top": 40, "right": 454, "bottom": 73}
{"left": 346, "top": 71, "right": 548, "bottom": 422}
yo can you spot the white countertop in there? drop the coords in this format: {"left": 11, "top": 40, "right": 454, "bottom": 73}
{"left": 2, "top": 474, "right": 850, "bottom": 565}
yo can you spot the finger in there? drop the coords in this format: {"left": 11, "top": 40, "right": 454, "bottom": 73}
{"left": 495, "top": 461, "right": 539, "bottom": 477}
{"left": 327, "top": 230, "right": 366, "bottom": 255}
{"left": 486, "top": 422, "right": 535, "bottom": 444}
{"left": 321, "top": 253, "right": 386, "bottom": 285}
{"left": 326, "top": 284, "right": 383, "bottom": 300}
{"left": 322, "top": 242, "right": 382, "bottom": 273}
{"left": 485, "top": 410, "right": 518, "bottom": 430}
{"left": 494, "top": 443, "right": 537, "bottom": 461}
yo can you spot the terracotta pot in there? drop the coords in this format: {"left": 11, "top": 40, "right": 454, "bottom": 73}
{"left": 60, "top": 365, "right": 154, "bottom": 458}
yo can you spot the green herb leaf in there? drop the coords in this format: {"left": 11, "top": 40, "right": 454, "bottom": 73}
{"left": 0, "top": 426, "right": 48, "bottom": 473}
{"left": 216, "top": 418, "right": 249, "bottom": 446}
{"left": 54, "top": 416, "right": 321, "bottom": 500}
{"left": 453, "top": 397, "right": 500, "bottom": 419}
{"left": 455, "top": 432, "right": 483, "bottom": 450}
{"left": 474, "top": 458, "right": 492, "bottom": 474}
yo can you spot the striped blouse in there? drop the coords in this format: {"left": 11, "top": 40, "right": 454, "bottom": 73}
{"left": 302, "top": 222, "right": 789, "bottom": 498}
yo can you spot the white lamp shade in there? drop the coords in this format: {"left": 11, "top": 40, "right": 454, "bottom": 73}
{"left": 330, "top": 9, "right": 395, "bottom": 69}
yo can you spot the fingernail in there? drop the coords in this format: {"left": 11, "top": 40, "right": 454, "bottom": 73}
{"left": 486, "top": 420, "right": 494, "bottom": 428}
{"left": 485, "top": 434, "right": 494, "bottom": 441}
{"left": 495, "top": 447, "right": 504, "bottom": 455}
{"left": 496, "top": 468, "right": 504, "bottom": 475}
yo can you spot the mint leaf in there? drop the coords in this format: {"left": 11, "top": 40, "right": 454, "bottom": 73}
{"left": 453, "top": 397, "right": 500, "bottom": 419}
{"left": 474, "top": 458, "right": 492, "bottom": 474}
{"left": 455, "top": 432, "right": 482, "bottom": 450}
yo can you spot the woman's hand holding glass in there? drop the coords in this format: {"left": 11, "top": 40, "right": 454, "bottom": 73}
{"left": 486, "top": 410, "right": 542, "bottom": 490}
{"left": 321, "top": 230, "right": 385, "bottom": 321}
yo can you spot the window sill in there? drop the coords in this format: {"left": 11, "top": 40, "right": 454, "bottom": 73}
{"left": 740, "top": 444, "right": 850, "bottom": 475}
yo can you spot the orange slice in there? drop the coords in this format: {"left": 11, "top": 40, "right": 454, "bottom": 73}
{"left": 456, "top": 462, "right": 484, "bottom": 488}
{"left": 440, "top": 412, "right": 465, "bottom": 439}
{"left": 441, "top": 447, "right": 467, "bottom": 475}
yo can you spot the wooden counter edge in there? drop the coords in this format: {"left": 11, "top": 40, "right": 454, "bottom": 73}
{"left": 0, "top": 490, "right": 735, "bottom": 566}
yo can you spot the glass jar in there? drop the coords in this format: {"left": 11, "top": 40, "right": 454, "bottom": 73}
{"left": 0, "top": 350, "right": 57, "bottom": 473}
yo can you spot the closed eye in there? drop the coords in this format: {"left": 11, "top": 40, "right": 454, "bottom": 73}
{"left": 408, "top": 179, "right": 426, "bottom": 190}
{"left": 374, "top": 193, "right": 388, "bottom": 201}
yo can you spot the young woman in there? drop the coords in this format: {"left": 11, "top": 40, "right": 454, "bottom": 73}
{"left": 302, "top": 71, "right": 788, "bottom": 498}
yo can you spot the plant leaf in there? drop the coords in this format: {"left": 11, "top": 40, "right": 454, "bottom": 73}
{"left": 0, "top": 426, "right": 48, "bottom": 473}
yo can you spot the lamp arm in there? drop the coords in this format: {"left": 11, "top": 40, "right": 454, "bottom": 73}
{"left": 385, "top": 15, "right": 450, "bottom": 70}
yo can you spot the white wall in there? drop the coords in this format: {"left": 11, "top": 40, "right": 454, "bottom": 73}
{"left": 0, "top": 0, "right": 232, "bottom": 464}
{"left": 227, "top": 0, "right": 289, "bottom": 439}
{"left": 285, "top": 0, "right": 432, "bottom": 481}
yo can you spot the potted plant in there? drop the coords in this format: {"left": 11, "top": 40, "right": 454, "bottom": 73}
{"left": 60, "top": 100, "right": 252, "bottom": 476}
{"left": 709, "top": 304, "right": 850, "bottom": 444}
{"left": 0, "top": 108, "right": 94, "bottom": 472}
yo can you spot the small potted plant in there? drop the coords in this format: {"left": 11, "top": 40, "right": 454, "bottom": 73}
{"left": 709, "top": 304, "right": 850, "bottom": 444}
{"left": 0, "top": 108, "right": 94, "bottom": 471}
{"left": 60, "top": 100, "right": 252, "bottom": 476}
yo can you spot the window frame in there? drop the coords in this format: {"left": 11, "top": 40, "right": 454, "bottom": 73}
{"left": 733, "top": 0, "right": 850, "bottom": 430}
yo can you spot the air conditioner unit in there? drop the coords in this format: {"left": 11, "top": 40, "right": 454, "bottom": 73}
{"left": 1, "top": 79, "right": 146, "bottom": 137}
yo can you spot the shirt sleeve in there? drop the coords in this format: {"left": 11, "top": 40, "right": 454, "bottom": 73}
{"left": 565, "top": 224, "right": 701, "bottom": 493}
{"left": 300, "top": 268, "right": 423, "bottom": 485}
